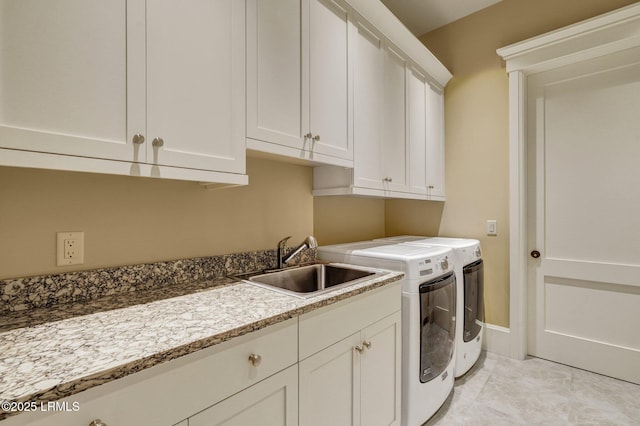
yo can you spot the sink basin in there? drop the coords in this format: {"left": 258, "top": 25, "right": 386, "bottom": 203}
{"left": 243, "top": 264, "right": 382, "bottom": 298}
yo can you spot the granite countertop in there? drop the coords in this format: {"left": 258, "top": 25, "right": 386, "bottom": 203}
{"left": 0, "top": 266, "right": 403, "bottom": 420}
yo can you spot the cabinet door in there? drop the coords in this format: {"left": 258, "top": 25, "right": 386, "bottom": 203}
{"left": 381, "top": 45, "right": 408, "bottom": 192}
{"left": 299, "top": 333, "right": 362, "bottom": 426}
{"left": 308, "top": 0, "right": 352, "bottom": 161}
{"left": 406, "top": 67, "right": 429, "bottom": 196}
{"left": 0, "top": 0, "right": 144, "bottom": 162}
{"left": 426, "top": 85, "right": 446, "bottom": 200}
{"left": 360, "top": 312, "right": 402, "bottom": 426}
{"left": 189, "top": 365, "right": 298, "bottom": 426}
{"left": 352, "top": 20, "right": 385, "bottom": 191}
{"left": 146, "top": 0, "right": 245, "bottom": 174}
{"left": 246, "top": 0, "right": 305, "bottom": 150}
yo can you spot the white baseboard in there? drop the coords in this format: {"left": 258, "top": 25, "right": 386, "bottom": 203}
{"left": 482, "top": 324, "right": 512, "bottom": 357}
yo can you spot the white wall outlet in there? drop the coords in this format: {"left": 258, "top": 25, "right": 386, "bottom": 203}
{"left": 486, "top": 220, "right": 497, "bottom": 236}
{"left": 56, "top": 231, "right": 85, "bottom": 266}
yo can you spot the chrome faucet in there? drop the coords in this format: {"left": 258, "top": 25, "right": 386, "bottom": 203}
{"left": 277, "top": 235, "right": 318, "bottom": 269}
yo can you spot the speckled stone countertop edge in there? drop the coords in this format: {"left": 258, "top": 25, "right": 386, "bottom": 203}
{"left": 0, "top": 270, "right": 403, "bottom": 420}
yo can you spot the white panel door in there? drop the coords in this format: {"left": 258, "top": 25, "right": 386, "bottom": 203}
{"left": 360, "top": 312, "right": 401, "bottom": 426}
{"left": 0, "top": 0, "right": 145, "bottom": 161}
{"left": 381, "top": 45, "right": 407, "bottom": 193}
{"left": 527, "top": 48, "right": 640, "bottom": 384}
{"left": 246, "top": 0, "right": 304, "bottom": 149}
{"left": 352, "top": 20, "right": 384, "bottom": 191}
{"left": 299, "top": 332, "right": 361, "bottom": 426}
{"left": 308, "top": 0, "right": 352, "bottom": 161}
{"left": 188, "top": 365, "right": 298, "bottom": 426}
{"left": 146, "top": 0, "right": 245, "bottom": 173}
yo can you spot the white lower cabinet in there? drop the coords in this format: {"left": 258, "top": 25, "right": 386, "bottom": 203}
{"left": 188, "top": 365, "right": 298, "bottom": 426}
{"left": 360, "top": 313, "right": 402, "bottom": 426}
{"left": 299, "top": 313, "right": 401, "bottom": 426}
{"left": 298, "top": 283, "right": 402, "bottom": 426}
{"left": 3, "top": 284, "right": 401, "bottom": 426}
{"left": 3, "top": 319, "right": 297, "bottom": 426}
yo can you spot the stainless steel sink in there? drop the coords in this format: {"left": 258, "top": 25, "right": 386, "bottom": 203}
{"left": 238, "top": 264, "right": 383, "bottom": 298}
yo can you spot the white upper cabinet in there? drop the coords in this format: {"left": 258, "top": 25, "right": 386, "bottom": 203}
{"left": 426, "top": 84, "right": 446, "bottom": 200}
{"left": 308, "top": 0, "right": 352, "bottom": 161}
{"left": 381, "top": 45, "right": 408, "bottom": 193}
{"left": 246, "top": 0, "right": 304, "bottom": 149}
{"left": 407, "top": 66, "right": 429, "bottom": 196}
{"left": 350, "top": 20, "right": 412, "bottom": 195}
{"left": 0, "top": 0, "right": 247, "bottom": 186}
{"left": 146, "top": 0, "right": 246, "bottom": 174}
{"left": 247, "top": 0, "right": 353, "bottom": 166}
{"left": 0, "top": 0, "right": 133, "bottom": 161}
{"left": 352, "top": 21, "right": 384, "bottom": 191}
{"left": 311, "top": 0, "right": 451, "bottom": 200}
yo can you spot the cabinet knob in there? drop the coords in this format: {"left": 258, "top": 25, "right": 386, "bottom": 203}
{"left": 132, "top": 134, "right": 145, "bottom": 144}
{"left": 355, "top": 345, "right": 364, "bottom": 353}
{"left": 89, "top": 420, "right": 107, "bottom": 426}
{"left": 383, "top": 177, "right": 393, "bottom": 183}
{"left": 428, "top": 185, "right": 435, "bottom": 189}
{"left": 362, "top": 341, "right": 372, "bottom": 349}
{"left": 304, "top": 133, "right": 313, "bottom": 139}
{"left": 152, "top": 137, "right": 164, "bottom": 147}
{"left": 312, "top": 135, "right": 320, "bottom": 142}
{"left": 248, "top": 353, "right": 262, "bottom": 367}
{"left": 531, "top": 250, "right": 541, "bottom": 259}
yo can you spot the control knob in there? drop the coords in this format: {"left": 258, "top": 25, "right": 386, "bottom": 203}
{"left": 440, "top": 257, "right": 449, "bottom": 270}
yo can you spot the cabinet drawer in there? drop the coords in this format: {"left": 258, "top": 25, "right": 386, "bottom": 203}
{"left": 299, "top": 282, "right": 401, "bottom": 360}
{"left": 3, "top": 318, "right": 297, "bottom": 426}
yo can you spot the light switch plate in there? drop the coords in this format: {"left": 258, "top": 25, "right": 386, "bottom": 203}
{"left": 56, "top": 231, "right": 84, "bottom": 266}
{"left": 486, "top": 220, "right": 497, "bottom": 236}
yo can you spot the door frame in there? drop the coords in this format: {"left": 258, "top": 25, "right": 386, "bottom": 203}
{"left": 497, "top": 3, "right": 640, "bottom": 360}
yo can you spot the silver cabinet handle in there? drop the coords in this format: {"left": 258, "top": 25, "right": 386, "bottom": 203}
{"left": 152, "top": 137, "right": 164, "bottom": 147}
{"left": 89, "top": 420, "right": 107, "bottom": 426}
{"left": 248, "top": 353, "right": 262, "bottom": 367}
{"left": 363, "top": 341, "right": 372, "bottom": 349}
{"left": 132, "top": 134, "right": 145, "bottom": 144}
{"left": 355, "top": 345, "right": 364, "bottom": 353}
{"left": 304, "top": 133, "right": 313, "bottom": 139}
{"left": 312, "top": 135, "right": 320, "bottom": 142}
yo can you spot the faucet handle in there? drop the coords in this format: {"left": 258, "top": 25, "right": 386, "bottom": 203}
{"left": 305, "top": 235, "right": 318, "bottom": 249}
{"left": 277, "top": 236, "right": 292, "bottom": 249}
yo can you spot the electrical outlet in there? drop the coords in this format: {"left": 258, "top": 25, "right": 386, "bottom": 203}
{"left": 57, "top": 232, "right": 84, "bottom": 266}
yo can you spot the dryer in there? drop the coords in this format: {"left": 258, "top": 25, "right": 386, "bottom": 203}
{"left": 318, "top": 241, "right": 456, "bottom": 425}
{"left": 376, "top": 236, "right": 484, "bottom": 377}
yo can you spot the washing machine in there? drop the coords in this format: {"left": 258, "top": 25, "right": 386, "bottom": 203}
{"left": 375, "top": 236, "right": 484, "bottom": 377}
{"left": 318, "top": 241, "right": 457, "bottom": 425}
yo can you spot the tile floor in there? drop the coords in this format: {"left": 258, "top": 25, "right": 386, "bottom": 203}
{"left": 426, "top": 351, "right": 640, "bottom": 425}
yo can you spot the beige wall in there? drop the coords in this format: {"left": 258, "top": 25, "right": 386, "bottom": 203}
{"left": 403, "top": 0, "right": 639, "bottom": 327}
{"left": 314, "top": 197, "right": 386, "bottom": 245}
{"left": 0, "top": 157, "right": 313, "bottom": 279}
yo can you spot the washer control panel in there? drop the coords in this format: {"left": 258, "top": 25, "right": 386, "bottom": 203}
{"left": 459, "top": 245, "right": 482, "bottom": 265}
{"left": 418, "top": 255, "right": 452, "bottom": 277}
